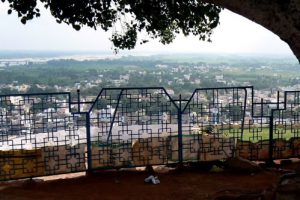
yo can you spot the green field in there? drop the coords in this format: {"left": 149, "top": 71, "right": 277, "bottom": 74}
{"left": 222, "top": 127, "right": 298, "bottom": 142}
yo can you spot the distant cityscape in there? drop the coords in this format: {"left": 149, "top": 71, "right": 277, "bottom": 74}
{"left": 1, "top": 52, "right": 299, "bottom": 160}
{"left": 0, "top": 53, "right": 299, "bottom": 99}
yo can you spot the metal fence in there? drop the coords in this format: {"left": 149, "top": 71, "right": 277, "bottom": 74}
{"left": 0, "top": 92, "right": 87, "bottom": 181}
{"left": 1, "top": 86, "right": 300, "bottom": 181}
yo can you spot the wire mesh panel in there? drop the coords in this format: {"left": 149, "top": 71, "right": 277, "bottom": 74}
{"left": 3, "top": 87, "right": 300, "bottom": 181}
{"left": 0, "top": 93, "right": 87, "bottom": 181}
{"left": 238, "top": 97, "right": 272, "bottom": 160}
{"left": 238, "top": 91, "right": 285, "bottom": 161}
{"left": 271, "top": 91, "right": 300, "bottom": 159}
{"left": 89, "top": 88, "right": 179, "bottom": 169}
{"left": 180, "top": 87, "right": 252, "bottom": 162}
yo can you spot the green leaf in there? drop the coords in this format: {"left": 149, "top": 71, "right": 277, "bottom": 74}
{"left": 20, "top": 17, "right": 26, "bottom": 24}
{"left": 72, "top": 24, "right": 81, "bottom": 31}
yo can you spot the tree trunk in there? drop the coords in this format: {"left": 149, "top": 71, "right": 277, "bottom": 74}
{"left": 203, "top": 0, "right": 300, "bottom": 62}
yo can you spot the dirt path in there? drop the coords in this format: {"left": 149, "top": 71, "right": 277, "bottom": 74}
{"left": 0, "top": 167, "right": 284, "bottom": 200}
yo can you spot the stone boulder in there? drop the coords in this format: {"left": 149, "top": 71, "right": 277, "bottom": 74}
{"left": 225, "top": 157, "right": 262, "bottom": 173}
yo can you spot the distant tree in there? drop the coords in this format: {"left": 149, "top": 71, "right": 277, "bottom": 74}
{"left": 229, "top": 105, "right": 243, "bottom": 122}
{"left": 2, "top": 0, "right": 300, "bottom": 61}
{"left": 204, "top": 125, "right": 214, "bottom": 134}
{"left": 26, "top": 84, "right": 45, "bottom": 93}
{"left": 0, "top": 87, "right": 18, "bottom": 95}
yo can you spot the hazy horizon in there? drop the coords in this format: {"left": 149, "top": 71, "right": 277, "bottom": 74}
{"left": 0, "top": 50, "right": 297, "bottom": 60}
{"left": 0, "top": 2, "right": 295, "bottom": 59}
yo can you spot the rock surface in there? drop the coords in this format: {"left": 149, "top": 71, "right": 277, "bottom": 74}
{"left": 275, "top": 173, "right": 300, "bottom": 200}
{"left": 225, "top": 157, "right": 262, "bottom": 173}
{"left": 203, "top": 0, "right": 300, "bottom": 62}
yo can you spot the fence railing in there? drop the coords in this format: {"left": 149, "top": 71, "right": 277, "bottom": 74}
{"left": 1, "top": 86, "right": 300, "bottom": 181}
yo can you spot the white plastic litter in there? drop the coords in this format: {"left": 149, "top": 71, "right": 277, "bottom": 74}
{"left": 144, "top": 175, "right": 160, "bottom": 184}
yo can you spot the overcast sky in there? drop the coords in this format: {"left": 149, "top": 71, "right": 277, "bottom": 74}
{"left": 0, "top": 3, "right": 294, "bottom": 56}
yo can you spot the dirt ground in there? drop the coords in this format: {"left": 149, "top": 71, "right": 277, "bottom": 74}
{"left": 0, "top": 163, "right": 296, "bottom": 200}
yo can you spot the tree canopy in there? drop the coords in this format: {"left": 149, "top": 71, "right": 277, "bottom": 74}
{"left": 2, "top": 0, "right": 300, "bottom": 61}
{"left": 2, "top": 0, "right": 221, "bottom": 52}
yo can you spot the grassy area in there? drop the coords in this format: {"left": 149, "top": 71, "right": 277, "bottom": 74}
{"left": 222, "top": 127, "right": 298, "bottom": 142}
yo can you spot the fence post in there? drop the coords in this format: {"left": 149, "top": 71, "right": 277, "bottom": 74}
{"left": 268, "top": 111, "right": 274, "bottom": 165}
{"left": 77, "top": 89, "right": 81, "bottom": 112}
{"left": 267, "top": 91, "right": 280, "bottom": 166}
{"left": 86, "top": 112, "right": 92, "bottom": 172}
{"left": 178, "top": 94, "right": 183, "bottom": 164}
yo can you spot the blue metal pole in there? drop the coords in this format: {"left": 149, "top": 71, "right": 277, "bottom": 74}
{"left": 178, "top": 94, "right": 183, "bottom": 164}
{"left": 86, "top": 112, "right": 92, "bottom": 172}
{"left": 77, "top": 89, "right": 81, "bottom": 112}
{"left": 268, "top": 112, "right": 274, "bottom": 165}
